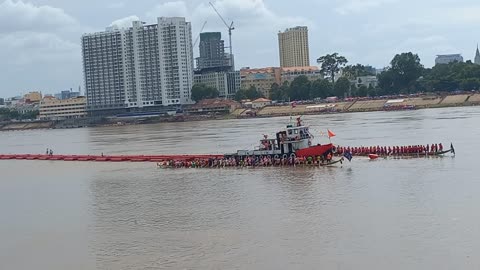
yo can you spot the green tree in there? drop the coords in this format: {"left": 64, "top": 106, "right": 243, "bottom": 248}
{"left": 367, "top": 85, "right": 376, "bottom": 97}
{"left": 343, "top": 64, "right": 375, "bottom": 79}
{"left": 191, "top": 84, "right": 220, "bottom": 102}
{"left": 235, "top": 85, "right": 265, "bottom": 101}
{"left": 288, "top": 75, "right": 311, "bottom": 100}
{"left": 245, "top": 85, "right": 264, "bottom": 100}
{"left": 280, "top": 81, "right": 290, "bottom": 100}
{"left": 357, "top": 85, "right": 368, "bottom": 97}
{"left": 0, "top": 108, "right": 38, "bottom": 121}
{"left": 234, "top": 89, "right": 247, "bottom": 101}
{"left": 270, "top": 82, "right": 290, "bottom": 101}
{"left": 334, "top": 77, "right": 351, "bottom": 98}
{"left": 422, "top": 61, "right": 480, "bottom": 92}
{"left": 391, "top": 52, "right": 423, "bottom": 89}
{"left": 350, "top": 83, "right": 358, "bottom": 97}
{"left": 310, "top": 79, "right": 333, "bottom": 99}
{"left": 316, "top": 53, "right": 348, "bottom": 83}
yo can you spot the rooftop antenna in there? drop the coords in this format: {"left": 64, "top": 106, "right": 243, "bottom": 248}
{"left": 209, "top": 1, "right": 235, "bottom": 70}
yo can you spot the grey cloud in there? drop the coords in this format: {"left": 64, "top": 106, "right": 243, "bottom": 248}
{"left": 110, "top": 15, "right": 141, "bottom": 28}
{"left": 0, "top": 0, "right": 77, "bottom": 33}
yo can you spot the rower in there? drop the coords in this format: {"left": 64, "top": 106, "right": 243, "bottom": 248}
{"left": 439, "top": 143, "right": 443, "bottom": 152}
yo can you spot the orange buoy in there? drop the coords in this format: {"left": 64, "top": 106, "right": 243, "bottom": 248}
{"left": 368, "top": 154, "right": 379, "bottom": 160}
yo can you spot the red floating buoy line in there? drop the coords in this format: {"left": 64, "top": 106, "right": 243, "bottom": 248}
{"left": 0, "top": 154, "right": 225, "bottom": 163}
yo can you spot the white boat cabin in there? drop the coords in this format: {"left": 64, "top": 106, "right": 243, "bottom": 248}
{"left": 236, "top": 118, "right": 314, "bottom": 157}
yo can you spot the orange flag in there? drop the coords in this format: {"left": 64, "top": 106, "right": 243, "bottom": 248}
{"left": 327, "top": 129, "right": 336, "bottom": 138}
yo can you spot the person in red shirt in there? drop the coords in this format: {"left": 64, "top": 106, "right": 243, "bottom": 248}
{"left": 439, "top": 143, "right": 443, "bottom": 151}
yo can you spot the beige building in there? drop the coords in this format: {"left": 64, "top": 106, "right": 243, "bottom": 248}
{"left": 240, "top": 66, "right": 321, "bottom": 98}
{"left": 278, "top": 26, "right": 310, "bottom": 67}
{"left": 240, "top": 67, "right": 282, "bottom": 98}
{"left": 281, "top": 66, "right": 322, "bottom": 83}
{"left": 39, "top": 97, "right": 87, "bottom": 120}
{"left": 24, "top": 92, "right": 42, "bottom": 103}
{"left": 252, "top": 98, "right": 272, "bottom": 109}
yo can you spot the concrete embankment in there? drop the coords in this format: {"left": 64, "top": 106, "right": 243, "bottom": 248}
{"left": 0, "top": 121, "right": 55, "bottom": 131}
{"left": 254, "top": 94, "right": 480, "bottom": 117}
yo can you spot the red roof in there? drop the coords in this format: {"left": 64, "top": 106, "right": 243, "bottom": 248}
{"left": 252, "top": 98, "right": 271, "bottom": 103}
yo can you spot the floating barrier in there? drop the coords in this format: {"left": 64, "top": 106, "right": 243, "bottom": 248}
{"left": 0, "top": 154, "right": 225, "bottom": 163}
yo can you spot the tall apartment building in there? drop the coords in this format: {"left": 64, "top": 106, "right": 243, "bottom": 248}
{"left": 193, "top": 32, "right": 239, "bottom": 99}
{"left": 81, "top": 17, "right": 194, "bottom": 115}
{"left": 278, "top": 26, "right": 310, "bottom": 67}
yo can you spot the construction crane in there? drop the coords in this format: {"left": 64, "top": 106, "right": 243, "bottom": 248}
{"left": 193, "top": 21, "right": 208, "bottom": 48}
{"left": 209, "top": 1, "right": 235, "bottom": 70}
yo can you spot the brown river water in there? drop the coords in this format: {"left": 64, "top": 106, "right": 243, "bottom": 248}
{"left": 0, "top": 107, "right": 479, "bottom": 269}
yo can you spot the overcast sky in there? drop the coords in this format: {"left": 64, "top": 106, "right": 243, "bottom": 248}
{"left": 1, "top": 0, "right": 479, "bottom": 97}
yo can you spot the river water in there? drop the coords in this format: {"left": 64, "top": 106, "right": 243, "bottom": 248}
{"left": 0, "top": 107, "right": 479, "bottom": 269}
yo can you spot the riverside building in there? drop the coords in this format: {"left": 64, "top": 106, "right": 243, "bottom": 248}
{"left": 39, "top": 97, "right": 87, "bottom": 120}
{"left": 81, "top": 17, "right": 194, "bottom": 116}
{"left": 193, "top": 32, "right": 240, "bottom": 99}
{"left": 435, "top": 54, "right": 464, "bottom": 65}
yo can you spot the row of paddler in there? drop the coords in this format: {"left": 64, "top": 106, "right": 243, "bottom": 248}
{"left": 157, "top": 155, "right": 341, "bottom": 168}
{"left": 336, "top": 143, "right": 447, "bottom": 156}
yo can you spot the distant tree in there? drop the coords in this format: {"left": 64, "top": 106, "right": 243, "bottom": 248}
{"left": 245, "top": 85, "right": 264, "bottom": 100}
{"left": 422, "top": 61, "right": 480, "bottom": 92}
{"left": 350, "top": 83, "right": 358, "bottom": 97}
{"left": 377, "top": 52, "right": 423, "bottom": 94}
{"left": 235, "top": 85, "right": 264, "bottom": 101}
{"left": 280, "top": 81, "right": 290, "bottom": 100}
{"left": 270, "top": 83, "right": 281, "bottom": 100}
{"left": 0, "top": 108, "right": 38, "bottom": 121}
{"left": 460, "top": 78, "right": 480, "bottom": 91}
{"left": 343, "top": 64, "right": 376, "bottom": 79}
{"left": 391, "top": 52, "right": 423, "bottom": 89}
{"left": 377, "top": 68, "right": 396, "bottom": 94}
{"left": 234, "top": 89, "right": 247, "bottom": 101}
{"left": 310, "top": 79, "right": 333, "bottom": 99}
{"left": 317, "top": 53, "right": 348, "bottom": 83}
{"left": 288, "top": 75, "right": 311, "bottom": 100}
{"left": 191, "top": 84, "right": 220, "bottom": 102}
{"left": 334, "top": 77, "right": 351, "bottom": 98}
{"left": 357, "top": 85, "right": 368, "bottom": 97}
{"left": 367, "top": 85, "right": 376, "bottom": 97}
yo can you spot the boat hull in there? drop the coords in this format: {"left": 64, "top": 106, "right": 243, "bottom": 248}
{"left": 295, "top": 144, "right": 334, "bottom": 158}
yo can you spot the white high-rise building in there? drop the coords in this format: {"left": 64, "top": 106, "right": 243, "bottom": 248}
{"left": 81, "top": 17, "right": 194, "bottom": 115}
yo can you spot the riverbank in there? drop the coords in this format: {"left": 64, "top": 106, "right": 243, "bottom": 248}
{"left": 1, "top": 93, "right": 479, "bottom": 131}
{"left": 246, "top": 93, "right": 480, "bottom": 117}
